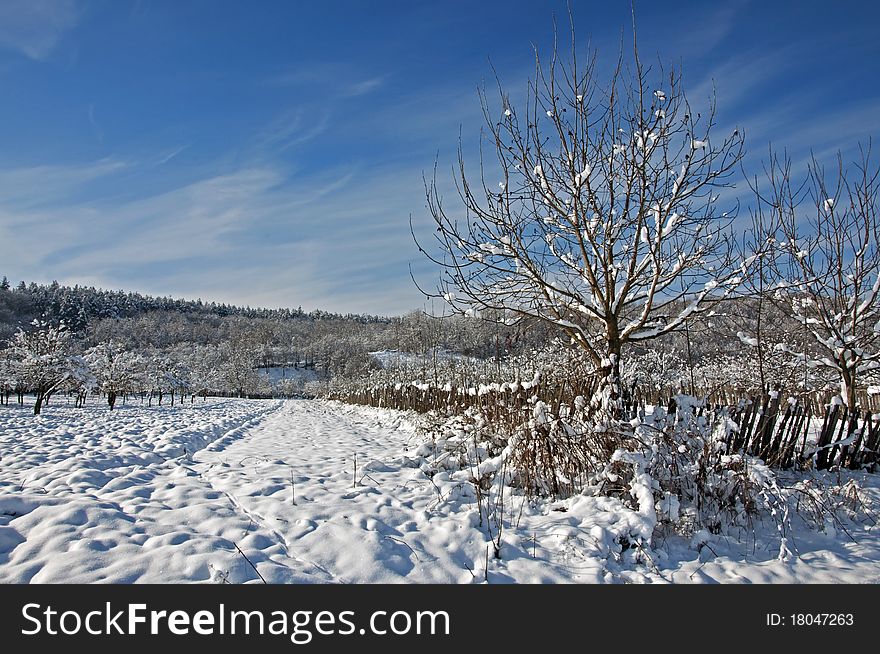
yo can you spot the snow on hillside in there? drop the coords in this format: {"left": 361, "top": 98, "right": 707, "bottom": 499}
{"left": 0, "top": 398, "right": 879, "bottom": 583}
{"left": 257, "top": 366, "right": 321, "bottom": 389}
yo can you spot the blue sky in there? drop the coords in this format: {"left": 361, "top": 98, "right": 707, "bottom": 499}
{"left": 0, "top": 0, "right": 878, "bottom": 315}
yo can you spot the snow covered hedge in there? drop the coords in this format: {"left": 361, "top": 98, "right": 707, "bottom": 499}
{"left": 413, "top": 393, "right": 795, "bottom": 557}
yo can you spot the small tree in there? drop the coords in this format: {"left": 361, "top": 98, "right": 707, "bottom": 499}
{"left": 8, "top": 320, "right": 75, "bottom": 415}
{"left": 85, "top": 341, "right": 140, "bottom": 410}
{"left": 754, "top": 145, "right": 880, "bottom": 407}
{"left": 418, "top": 20, "right": 751, "bottom": 416}
{"left": 144, "top": 351, "right": 191, "bottom": 406}
{"left": 218, "top": 341, "right": 261, "bottom": 398}
{"left": 64, "top": 355, "right": 96, "bottom": 408}
{"left": 186, "top": 344, "right": 222, "bottom": 401}
{"left": 0, "top": 350, "right": 15, "bottom": 405}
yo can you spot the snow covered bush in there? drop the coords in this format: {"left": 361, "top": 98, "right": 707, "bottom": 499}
{"left": 620, "top": 349, "right": 685, "bottom": 400}
{"left": 599, "top": 395, "right": 791, "bottom": 555}
{"left": 784, "top": 476, "right": 869, "bottom": 537}
{"left": 409, "top": 392, "right": 799, "bottom": 563}
{"left": 409, "top": 381, "right": 626, "bottom": 502}
{"left": 505, "top": 394, "right": 617, "bottom": 497}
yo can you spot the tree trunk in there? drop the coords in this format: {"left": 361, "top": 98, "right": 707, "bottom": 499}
{"left": 34, "top": 389, "right": 45, "bottom": 415}
{"left": 841, "top": 368, "right": 857, "bottom": 408}
{"left": 607, "top": 345, "right": 623, "bottom": 417}
{"left": 108, "top": 391, "right": 117, "bottom": 410}
{"left": 589, "top": 337, "right": 624, "bottom": 422}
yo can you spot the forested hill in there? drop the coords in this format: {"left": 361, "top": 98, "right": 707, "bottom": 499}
{"left": 0, "top": 276, "right": 389, "bottom": 336}
{"left": 0, "top": 276, "right": 533, "bottom": 364}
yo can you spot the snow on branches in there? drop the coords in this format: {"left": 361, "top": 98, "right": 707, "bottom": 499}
{"left": 417, "top": 27, "right": 759, "bottom": 418}
{"left": 751, "top": 146, "right": 880, "bottom": 406}
{"left": 7, "top": 320, "right": 77, "bottom": 415}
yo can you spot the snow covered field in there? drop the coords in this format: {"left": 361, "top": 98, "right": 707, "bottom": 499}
{"left": 1, "top": 398, "right": 879, "bottom": 583}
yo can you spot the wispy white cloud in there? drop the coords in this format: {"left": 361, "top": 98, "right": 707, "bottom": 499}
{"left": 685, "top": 43, "right": 802, "bottom": 115}
{"left": 0, "top": 0, "right": 80, "bottom": 60}
{"left": 88, "top": 103, "right": 103, "bottom": 142}
{"left": 152, "top": 144, "right": 191, "bottom": 166}
{"left": 669, "top": 0, "right": 750, "bottom": 58}
{"left": 742, "top": 98, "right": 880, "bottom": 174}
{"left": 0, "top": 159, "right": 128, "bottom": 209}
{"left": 688, "top": 42, "right": 880, "bottom": 173}
{"left": 341, "top": 76, "right": 385, "bottom": 97}
{"left": 264, "top": 64, "right": 387, "bottom": 101}
{"left": 0, "top": 155, "right": 432, "bottom": 314}
{"left": 251, "top": 110, "right": 331, "bottom": 153}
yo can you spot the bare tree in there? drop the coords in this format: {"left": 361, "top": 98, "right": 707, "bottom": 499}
{"left": 753, "top": 144, "right": 880, "bottom": 407}
{"left": 417, "top": 18, "right": 750, "bottom": 414}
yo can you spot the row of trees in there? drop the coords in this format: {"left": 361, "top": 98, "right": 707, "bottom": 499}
{"left": 0, "top": 321, "right": 317, "bottom": 414}
{"left": 5, "top": 290, "right": 872, "bottom": 418}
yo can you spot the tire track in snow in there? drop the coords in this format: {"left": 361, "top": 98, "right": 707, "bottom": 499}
{"left": 178, "top": 458, "right": 337, "bottom": 582}
{"left": 192, "top": 399, "right": 442, "bottom": 583}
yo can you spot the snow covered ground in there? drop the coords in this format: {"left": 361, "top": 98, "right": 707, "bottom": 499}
{"left": 0, "top": 398, "right": 879, "bottom": 583}
{"left": 257, "top": 366, "right": 320, "bottom": 389}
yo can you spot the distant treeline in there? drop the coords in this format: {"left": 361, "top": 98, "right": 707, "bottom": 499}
{"left": 0, "top": 277, "right": 562, "bottom": 367}
{"left": 0, "top": 275, "right": 388, "bottom": 336}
